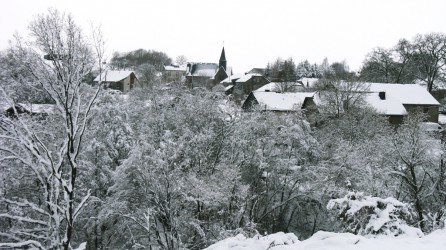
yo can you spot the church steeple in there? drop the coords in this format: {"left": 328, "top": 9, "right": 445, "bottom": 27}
{"left": 219, "top": 47, "right": 227, "bottom": 71}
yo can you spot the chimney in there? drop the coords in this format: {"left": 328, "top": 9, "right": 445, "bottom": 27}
{"left": 265, "top": 89, "right": 270, "bottom": 92}
{"left": 379, "top": 91, "right": 386, "bottom": 100}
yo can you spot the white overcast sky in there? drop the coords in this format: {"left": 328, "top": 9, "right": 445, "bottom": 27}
{"left": 1, "top": 0, "right": 445, "bottom": 73}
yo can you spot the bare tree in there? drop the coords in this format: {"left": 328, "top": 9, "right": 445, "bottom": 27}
{"left": 360, "top": 47, "right": 396, "bottom": 83}
{"left": 0, "top": 9, "right": 105, "bottom": 249}
{"left": 316, "top": 79, "right": 370, "bottom": 118}
{"left": 175, "top": 55, "right": 188, "bottom": 65}
{"left": 387, "top": 114, "right": 443, "bottom": 231}
{"left": 412, "top": 33, "right": 446, "bottom": 92}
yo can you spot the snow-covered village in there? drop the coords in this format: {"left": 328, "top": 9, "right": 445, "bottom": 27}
{"left": 1, "top": 1, "right": 446, "bottom": 249}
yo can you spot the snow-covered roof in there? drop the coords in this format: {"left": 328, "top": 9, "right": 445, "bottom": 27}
{"left": 164, "top": 64, "right": 186, "bottom": 71}
{"left": 255, "top": 82, "right": 304, "bottom": 92}
{"left": 94, "top": 70, "right": 134, "bottom": 82}
{"left": 220, "top": 73, "right": 263, "bottom": 84}
{"left": 251, "top": 92, "right": 315, "bottom": 111}
{"left": 368, "top": 83, "right": 439, "bottom": 106}
{"left": 364, "top": 93, "right": 408, "bottom": 116}
{"left": 221, "top": 74, "right": 242, "bottom": 83}
{"left": 235, "top": 73, "right": 262, "bottom": 82}
{"left": 246, "top": 68, "right": 266, "bottom": 75}
{"left": 186, "top": 63, "right": 219, "bottom": 77}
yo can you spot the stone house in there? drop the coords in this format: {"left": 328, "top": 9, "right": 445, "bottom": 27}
{"left": 163, "top": 64, "right": 186, "bottom": 82}
{"left": 94, "top": 70, "right": 137, "bottom": 92}
{"left": 221, "top": 73, "right": 270, "bottom": 97}
{"left": 367, "top": 83, "right": 440, "bottom": 123}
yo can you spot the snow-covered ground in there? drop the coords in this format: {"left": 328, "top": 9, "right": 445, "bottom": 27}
{"left": 205, "top": 229, "right": 446, "bottom": 250}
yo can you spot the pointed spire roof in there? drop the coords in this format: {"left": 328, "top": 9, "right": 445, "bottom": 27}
{"left": 219, "top": 47, "right": 226, "bottom": 62}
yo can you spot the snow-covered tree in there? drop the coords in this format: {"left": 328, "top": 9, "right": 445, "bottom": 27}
{"left": 0, "top": 9, "right": 104, "bottom": 249}
{"left": 386, "top": 113, "right": 445, "bottom": 231}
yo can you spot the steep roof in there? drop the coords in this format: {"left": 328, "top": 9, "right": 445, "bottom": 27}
{"left": 248, "top": 92, "right": 316, "bottom": 111}
{"left": 367, "top": 83, "right": 439, "bottom": 105}
{"left": 94, "top": 70, "right": 135, "bottom": 82}
{"left": 215, "top": 66, "right": 232, "bottom": 78}
{"left": 219, "top": 47, "right": 226, "bottom": 62}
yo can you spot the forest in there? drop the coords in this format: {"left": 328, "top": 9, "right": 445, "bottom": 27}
{"left": 0, "top": 10, "right": 446, "bottom": 250}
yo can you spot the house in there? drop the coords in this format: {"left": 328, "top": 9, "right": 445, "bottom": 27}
{"left": 94, "top": 70, "right": 137, "bottom": 92}
{"left": 185, "top": 63, "right": 219, "bottom": 88}
{"left": 185, "top": 47, "right": 232, "bottom": 88}
{"left": 163, "top": 64, "right": 186, "bottom": 82}
{"left": 367, "top": 83, "right": 440, "bottom": 123}
{"left": 242, "top": 91, "right": 316, "bottom": 112}
{"left": 313, "top": 82, "right": 440, "bottom": 124}
{"left": 220, "top": 73, "right": 270, "bottom": 97}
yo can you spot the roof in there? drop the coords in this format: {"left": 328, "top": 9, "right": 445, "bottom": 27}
{"left": 246, "top": 68, "right": 266, "bottom": 75}
{"left": 367, "top": 83, "right": 439, "bottom": 106}
{"left": 219, "top": 47, "right": 226, "bottom": 62}
{"left": 364, "top": 93, "right": 408, "bottom": 116}
{"left": 255, "top": 82, "right": 304, "bottom": 92}
{"left": 249, "top": 92, "right": 316, "bottom": 111}
{"left": 186, "top": 63, "right": 219, "bottom": 77}
{"left": 220, "top": 73, "right": 263, "bottom": 84}
{"left": 94, "top": 70, "right": 135, "bottom": 82}
{"left": 164, "top": 64, "right": 186, "bottom": 71}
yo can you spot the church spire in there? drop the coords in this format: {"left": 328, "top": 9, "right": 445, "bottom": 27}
{"left": 219, "top": 46, "right": 227, "bottom": 71}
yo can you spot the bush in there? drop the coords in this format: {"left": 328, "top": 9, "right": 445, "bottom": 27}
{"left": 327, "top": 192, "right": 423, "bottom": 237}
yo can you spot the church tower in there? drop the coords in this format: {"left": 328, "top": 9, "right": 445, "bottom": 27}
{"left": 219, "top": 47, "right": 227, "bottom": 71}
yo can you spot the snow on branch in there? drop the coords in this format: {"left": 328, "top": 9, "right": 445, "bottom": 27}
{"left": 0, "top": 213, "right": 48, "bottom": 226}
{"left": 1, "top": 198, "right": 50, "bottom": 216}
{"left": 0, "top": 240, "right": 45, "bottom": 250}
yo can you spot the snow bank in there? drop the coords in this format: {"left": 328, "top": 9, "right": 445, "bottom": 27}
{"left": 205, "top": 232, "right": 299, "bottom": 250}
{"left": 205, "top": 229, "right": 446, "bottom": 250}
